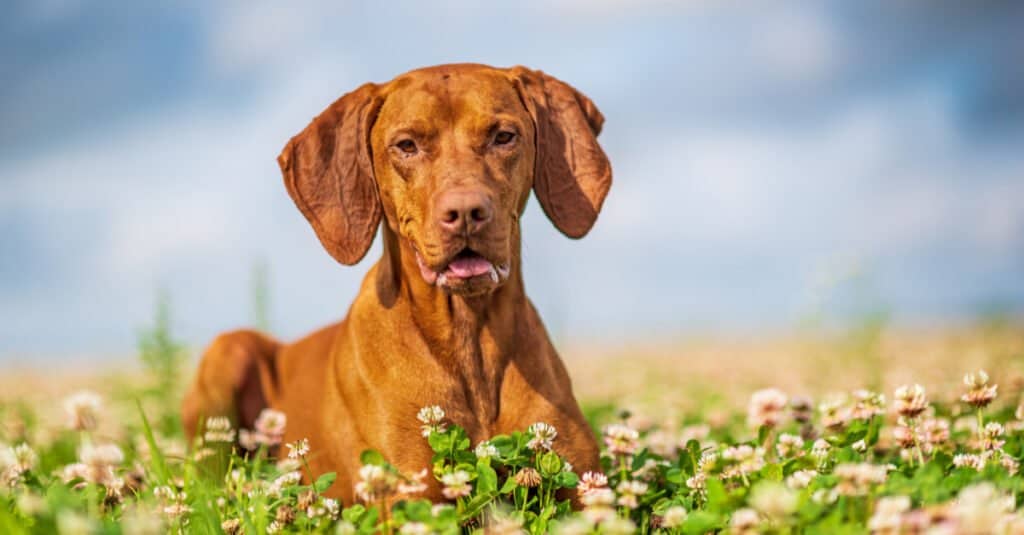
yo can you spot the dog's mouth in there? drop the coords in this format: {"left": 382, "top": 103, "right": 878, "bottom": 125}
{"left": 414, "top": 247, "right": 511, "bottom": 288}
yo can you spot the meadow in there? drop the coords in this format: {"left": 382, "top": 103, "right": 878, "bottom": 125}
{"left": 1, "top": 304, "right": 1023, "bottom": 534}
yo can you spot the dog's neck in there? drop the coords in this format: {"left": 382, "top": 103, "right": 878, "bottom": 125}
{"left": 375, "top": 225, "right": 525, "bottom": 424}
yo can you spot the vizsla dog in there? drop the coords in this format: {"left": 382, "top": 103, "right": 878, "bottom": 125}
{"left": 182, "top": 63, "right": 612, "bottom": 504}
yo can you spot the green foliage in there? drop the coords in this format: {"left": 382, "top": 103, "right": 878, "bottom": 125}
{"left": 136, "top": 291, "right": 187, "bottom": 436}
{"left": 2, "top": 367, "right": 1024, "bottom": 533}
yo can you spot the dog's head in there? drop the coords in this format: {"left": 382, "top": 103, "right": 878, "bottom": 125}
{"left": 278, "top": 64, "right": 611, "bottom": 296}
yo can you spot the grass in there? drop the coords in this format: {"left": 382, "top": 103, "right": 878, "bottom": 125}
{"left": 1, "top": 304, "right": 1023, "bottom": 533}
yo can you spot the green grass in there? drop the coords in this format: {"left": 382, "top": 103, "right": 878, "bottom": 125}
{"left": 2, "top": 301, "right": 1024, "bottom": 533}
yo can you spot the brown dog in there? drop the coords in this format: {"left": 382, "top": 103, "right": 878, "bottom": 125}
{"left": 182, "top": 63, "right": 612, "bottom": 503}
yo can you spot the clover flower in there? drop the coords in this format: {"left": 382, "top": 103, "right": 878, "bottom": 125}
{"left": 527, "top": 422, "right": 557, "bottom": 451}
{"left": 833, "top": 463, "right": 888, "bottom": 496}
{"left": 577, "top": 471, "right": 608, "bottom": 497}
{"left": 580, "top": 497, "right": 615, "bottom": 526}
{"left": 440, "top": 470, "right": 472, "bottom": 499}
{"left": 398, "top": 468, "right": 428, "bottom": 495}
{"left": 729, "top": 508, "right": 760, "bottom": 535}
{"left": 221, "top": 519, "right": 241, "bottom": 535}
{"left": 749, "top": 482, "right": 797, "bottom": 520}
{"left": 286, "top": 438, "right": 309, "bottom": 459}
{"left": 786, "top": 469, "right": 817, "bottom": 489}
{"left": 416, "top": 406, "right": 447, "bottom": 437}
{"left": 747, "top": 388, "right": 788, "bottom": 428}
{"left": 979, "top": 422, "right": 1005, "bottom": 451}
{"left": 790, "top": 396, "right": 814, "bottom": 424}
{"left": 64, "top": 443, "right": 124, "bottom": 488}
{"left": 850, "top": 389, "right": 886, "bottom": 420}
{"left": 268, "top": 471, "right": 302, "bottom": 497}
{"left": 203, "top": 416, "right": 235, "bottom": 444}
{"left": 810, "top": 439, "right": 831, "bottom": 465}
{"left": 721, "top": 445, "right": 765, "bottom": 479}
{"left": 818, "top": 395, "right": 851, "bottom": 430}
{"left": 354, "top": 464, "right": 398, "bottom": 503}
{"left": 893, "top": 384, "right": 928, "bottom": 418}
{"left": 961, "top": 370, "right": 997, "bottom": 409}
{"left": 581, "top": 487, "right": 615, "bottom": 508}
{"left": 952, "top": 483, "right": 1016, "bottom": 534}
{"left": 474, "top": 441, "right": 498, "bottom": 459}
{"left": 920, "top": 417, "right": 950, "bottom": 450}
{"left": 63, "top": 390, "right": 103, "bottom": 432}
{"left": 868, "top": 496, "right": 910, "bottom": 534}
{"left": 2, "top": 443, "right": 37, "bottom": 474}
{"left": 953, "top": 453, "right": 987, "bottom": 472}
{"left": 614, "top": 480, "right": 648, "bottom": 509}
{"left": 776, "top": 433, "right": 804, "bottom": 458}
{"left": 602, "top": 423, "right": 639, "bottom": 455}
{"left": 253, "top": 409, "right": 287, "bottom": 446}
{"left": 645, "top": 430, "right": 678, "bottom": 457}
{"left": 661, "top": 506, "right": 688, "bottom": 528}
{"left": 514, "top": 467, "right": 542, "bottom": 488}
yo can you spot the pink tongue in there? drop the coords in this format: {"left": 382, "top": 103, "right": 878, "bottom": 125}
{"left": 446, "top": 256, "right": 492, "bottom": 278}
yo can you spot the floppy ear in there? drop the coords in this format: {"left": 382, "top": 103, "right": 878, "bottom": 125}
{"left": 511, "top": 67, "right": 612, "bottom": 239}
{"left": 278, "top": 83, "right": 384, "bottom": 265}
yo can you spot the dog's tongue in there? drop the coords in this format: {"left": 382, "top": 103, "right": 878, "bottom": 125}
{"left": 446, "top": 255, "right": 492, "bottom": 278}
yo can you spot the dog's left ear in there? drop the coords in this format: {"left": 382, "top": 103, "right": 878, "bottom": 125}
{"left": 510, "top": 67, "right": 612, "bottom": 239}
{"left": 278, "top": 83, "right": 384, "bottom": 265}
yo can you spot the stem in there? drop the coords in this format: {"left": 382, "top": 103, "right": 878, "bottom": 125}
{"left": 976, "top": 408, "right": 985, "bottom": 446}
{"left": 909, "top": 418, "right": 925, "bottom": 466}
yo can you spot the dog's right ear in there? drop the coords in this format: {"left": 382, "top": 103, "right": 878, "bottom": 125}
{"left": 278, "top": 83, "right": 384, "bottom": 265}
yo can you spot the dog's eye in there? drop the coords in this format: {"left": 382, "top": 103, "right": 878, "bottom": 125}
{"left": 493, "top": 131, "right": 516, "bottom": 146}
{"left": 395, "top": 139, "right": 418, "bottom": 155}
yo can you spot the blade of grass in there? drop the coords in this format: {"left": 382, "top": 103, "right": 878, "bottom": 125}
{"left": 136, "top": 398, "right": 170, "bottom": 485}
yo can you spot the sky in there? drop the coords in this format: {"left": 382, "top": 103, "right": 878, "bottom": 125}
{"left": 2, "top": 1, "right": 1023, "bottom": 360}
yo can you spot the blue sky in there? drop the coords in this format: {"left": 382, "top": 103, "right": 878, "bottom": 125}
{"left": 2, "top": 1, "right": 1023, "bottom": 359}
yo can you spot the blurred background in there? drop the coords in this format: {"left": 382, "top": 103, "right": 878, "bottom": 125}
{"left": 3, "top": 1, "right": 1023, "bottom": 365}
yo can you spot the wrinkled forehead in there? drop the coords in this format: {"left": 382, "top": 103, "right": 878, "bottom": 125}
{"left": 376, "top": 70, "right": 529, "bottom": 131}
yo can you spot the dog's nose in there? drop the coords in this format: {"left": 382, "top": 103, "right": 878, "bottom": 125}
{"left": 437, "top": 189, "right": 493, "bottom": 234}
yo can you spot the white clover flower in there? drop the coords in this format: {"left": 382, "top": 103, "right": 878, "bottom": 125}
{"left": 953, "top": 453, "right": 987, "bottom": 472}
{"left": 980, "top": 422, "right": 1006, "bottom": 451}
{"left": 868, "top": 495, "right": 910, "bottom": 534}
{"left": 440, "top": 470, "right": 471, "bottom": 499}
{"left": 833, "top": 463, "right": 887, "bottom": 496}
{"left": 785, "top": 469, "right": 817, "bottom": 489}
{"left": 253, "top": 409, "right": 287, "bottom": 446}
{"left": 730, "top": 508, "right": 760, "bottom": 534}
{"left": 286, "top": 438, "right": 310, "bottom": 459}
{"left": 527, "top": 422, "right": 557, "bottom": 451}
{"left": 581, "top": 487, "right": 615, "bottom": 508}
{"left": 4, "top": 443, "right": 38, "bottom": 473}
{"left": 577, "top": 471, "right": 608, "bottom": 497}
{"left": 893, "top": 384, "right": 928, "bottom": 418}
{"left": 749, "top": 482, "right": 797, "bottom": 520}
{"left": 416, "top": 406, "right": 447, "bottom": 437}
{"left": 602, "top": 423, "right": 640, "bottom": 455}
{"left": 614, "top": 480, "right": 648, "bottom": 509}
{"left": 953, "top": 483, "right": 1016, "bottom": 534}
{"left": 776, "top": 433, "right": 804, "bottom": 458}
{"left": 747, "top": 388, "right": 788, "bottom": 428}
{"left": 721, "top": 445, "right": 765, "bottom": 479}
{"left": 852, "top": 439, "right": 867, "bottom": 453}
{"left": 203, "top": 416, "right": 235, "bottom": 444}
{"left": 850, "top": 389, "right": 886, "bottom": 420}
{"left": 63, "top": 390, "right": 103, "bottom": 432}
{"left": 962, "top": 370, "right": 998, "bottom": 408}
{"left": 601, "top": 516, "right": 636, "bottom": 535}
{"left": 398, "top": 468, "right": 428, "bottom": 495}
{"left": 810, "top": 438, "right": 831, "bottom": 465}
{"left": 474, "top": 441, "right": 498, "bottom": 459}
{"left": 662, "top": 505, "right": 688, "bottom": 528}
{"left": 354, "top": 464, "right": 398, "bottom": 502}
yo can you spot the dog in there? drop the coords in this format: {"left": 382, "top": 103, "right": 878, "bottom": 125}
{"left": 182, "top": 63, "right": 612, "bottom": 504}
